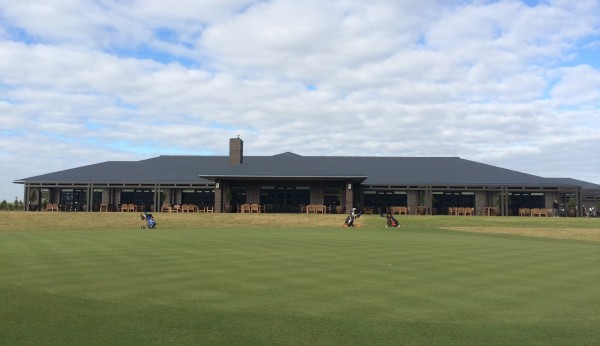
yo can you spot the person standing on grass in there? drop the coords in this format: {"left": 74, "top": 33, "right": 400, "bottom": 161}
{"left": 553, "top": 199, "right": 559, "bottom": 217}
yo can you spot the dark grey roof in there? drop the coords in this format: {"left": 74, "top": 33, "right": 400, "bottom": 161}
{"left": 197, "top": 153, "right": 576, "bottom": 187}
{"left": 14, "top": 152, "right": 587, "bottom": 188}
{"left": 15, "top": 157, "right": 222, "bottom": 184}
{"left": 544, "top": 178, "right": 600, "bottom": 190}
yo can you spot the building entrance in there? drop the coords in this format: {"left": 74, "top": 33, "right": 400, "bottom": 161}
{"left": 260, "top": 186, "right": 310, "bottom": 213}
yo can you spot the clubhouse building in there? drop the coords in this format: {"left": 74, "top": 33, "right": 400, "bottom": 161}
{"left": 15, "top": 137, "right": 600, "bottom": 216}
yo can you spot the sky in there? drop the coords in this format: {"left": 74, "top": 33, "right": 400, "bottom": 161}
{"left": 1, "top": 0, "right": 599, "bottom": 201}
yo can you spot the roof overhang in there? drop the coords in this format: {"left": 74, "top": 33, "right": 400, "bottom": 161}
{"left": 199, "top": 175, "right": 368, "bottom": 183}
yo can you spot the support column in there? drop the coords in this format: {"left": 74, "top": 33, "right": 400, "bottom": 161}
{"left": 214, "top": 182, "right": 222, "bottom": 213}
{"left": 87, "top": 184, "right": 92, "bottom": 212}
{"left": 153, "top": 186, "right": 159, "bottom": 213}
{"left": 24, "top": 184, "right": 30, "bottom": 211}
{"left": 407, "top": 191, "right": 418, "bottom": 214}
{"left": 576, "top": 188, "right": 582, "bottom": 217}
{"left": 475, "top": 192, "right": 486, "bottom": 216}
{"left": 344, "top": 182, "right": 354, "bottom": 212}
{"left": 500, "top": 187, "right": 509, "bottom": 216}
{"left": 425, "top": 187, "right": 432, "bottom": 215}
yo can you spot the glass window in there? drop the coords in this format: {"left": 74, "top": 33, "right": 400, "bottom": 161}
{"left": 60, "top": 188, "right": 87, "bottom": 211}
{"left": 324, "top": 186, "right": 341, "bottom": 207}
{"left": 181, "top": 189, "right": 215, "bottom": 207}
{"left": 121, "top": 189, "right": 154, "bottom": 212}
{"left": 510, "top": 192, "right": 544, "bottom": 210}
{"left": 363, "top": 190, "right": 407, "bottom": 213}
{"left": 260, "top": 185, "right": 310, "bottom": 213}
{"left": 432, "top": 191, "right": 475, "bottom": 210}
{"left": 230, "top": 186, "right": 247, "bottom": 206}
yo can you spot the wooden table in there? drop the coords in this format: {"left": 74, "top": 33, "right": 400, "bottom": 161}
{"left": 306, "top": 205, "right": 326, "bottom": 214}
{"left": 484, "top": 207, "right": 496, "bottom": 216}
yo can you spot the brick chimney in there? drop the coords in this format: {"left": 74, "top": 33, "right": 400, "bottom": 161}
{"left": 229, "top": 136, "right": 243, "bottom": 165}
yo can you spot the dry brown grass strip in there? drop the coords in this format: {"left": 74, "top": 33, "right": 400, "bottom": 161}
{"left": 0, "top": 212, "right": 346, "bottom": 232}
{"left": 442, "top": 226, "right": 600, "bottom": 242}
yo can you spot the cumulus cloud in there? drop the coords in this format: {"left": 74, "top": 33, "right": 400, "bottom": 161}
{"left": 0, "top": 0, "right": 599, "bottom": 200}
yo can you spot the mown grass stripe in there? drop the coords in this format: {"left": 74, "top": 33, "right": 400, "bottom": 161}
{"left": 1, "top": 214, "right": 600, "bottom": 345}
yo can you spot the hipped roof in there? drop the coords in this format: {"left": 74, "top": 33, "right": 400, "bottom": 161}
{"left": 15, "top": 152, "right": 593, "bottom": 188}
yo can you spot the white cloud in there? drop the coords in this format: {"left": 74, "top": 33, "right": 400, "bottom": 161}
{"left": 550, "top": 65, "right": 600, "bottom": 104}
{"left": 0, "top": 0, "right": 600, "bottom": 200}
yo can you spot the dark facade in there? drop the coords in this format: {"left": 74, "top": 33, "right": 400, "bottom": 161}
{"left": 15, "top": 138, "right": 599, "bottom": 216}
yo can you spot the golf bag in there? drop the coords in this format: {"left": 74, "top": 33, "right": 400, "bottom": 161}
{"left": 140, "top": 213, "right": 157, "bottom": 229}
{"left": 386, "top": 214, "right": 399, "bottom": 227}
{"left": 344, "top": 213, "right": 355, "bottom": 227}
{"left": 343, "top": 208, "right": 362, "bottom": 227}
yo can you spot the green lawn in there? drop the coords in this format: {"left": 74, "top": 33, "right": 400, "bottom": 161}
{"left": 1, "top": 213, "right": 599, "bottom": 345}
